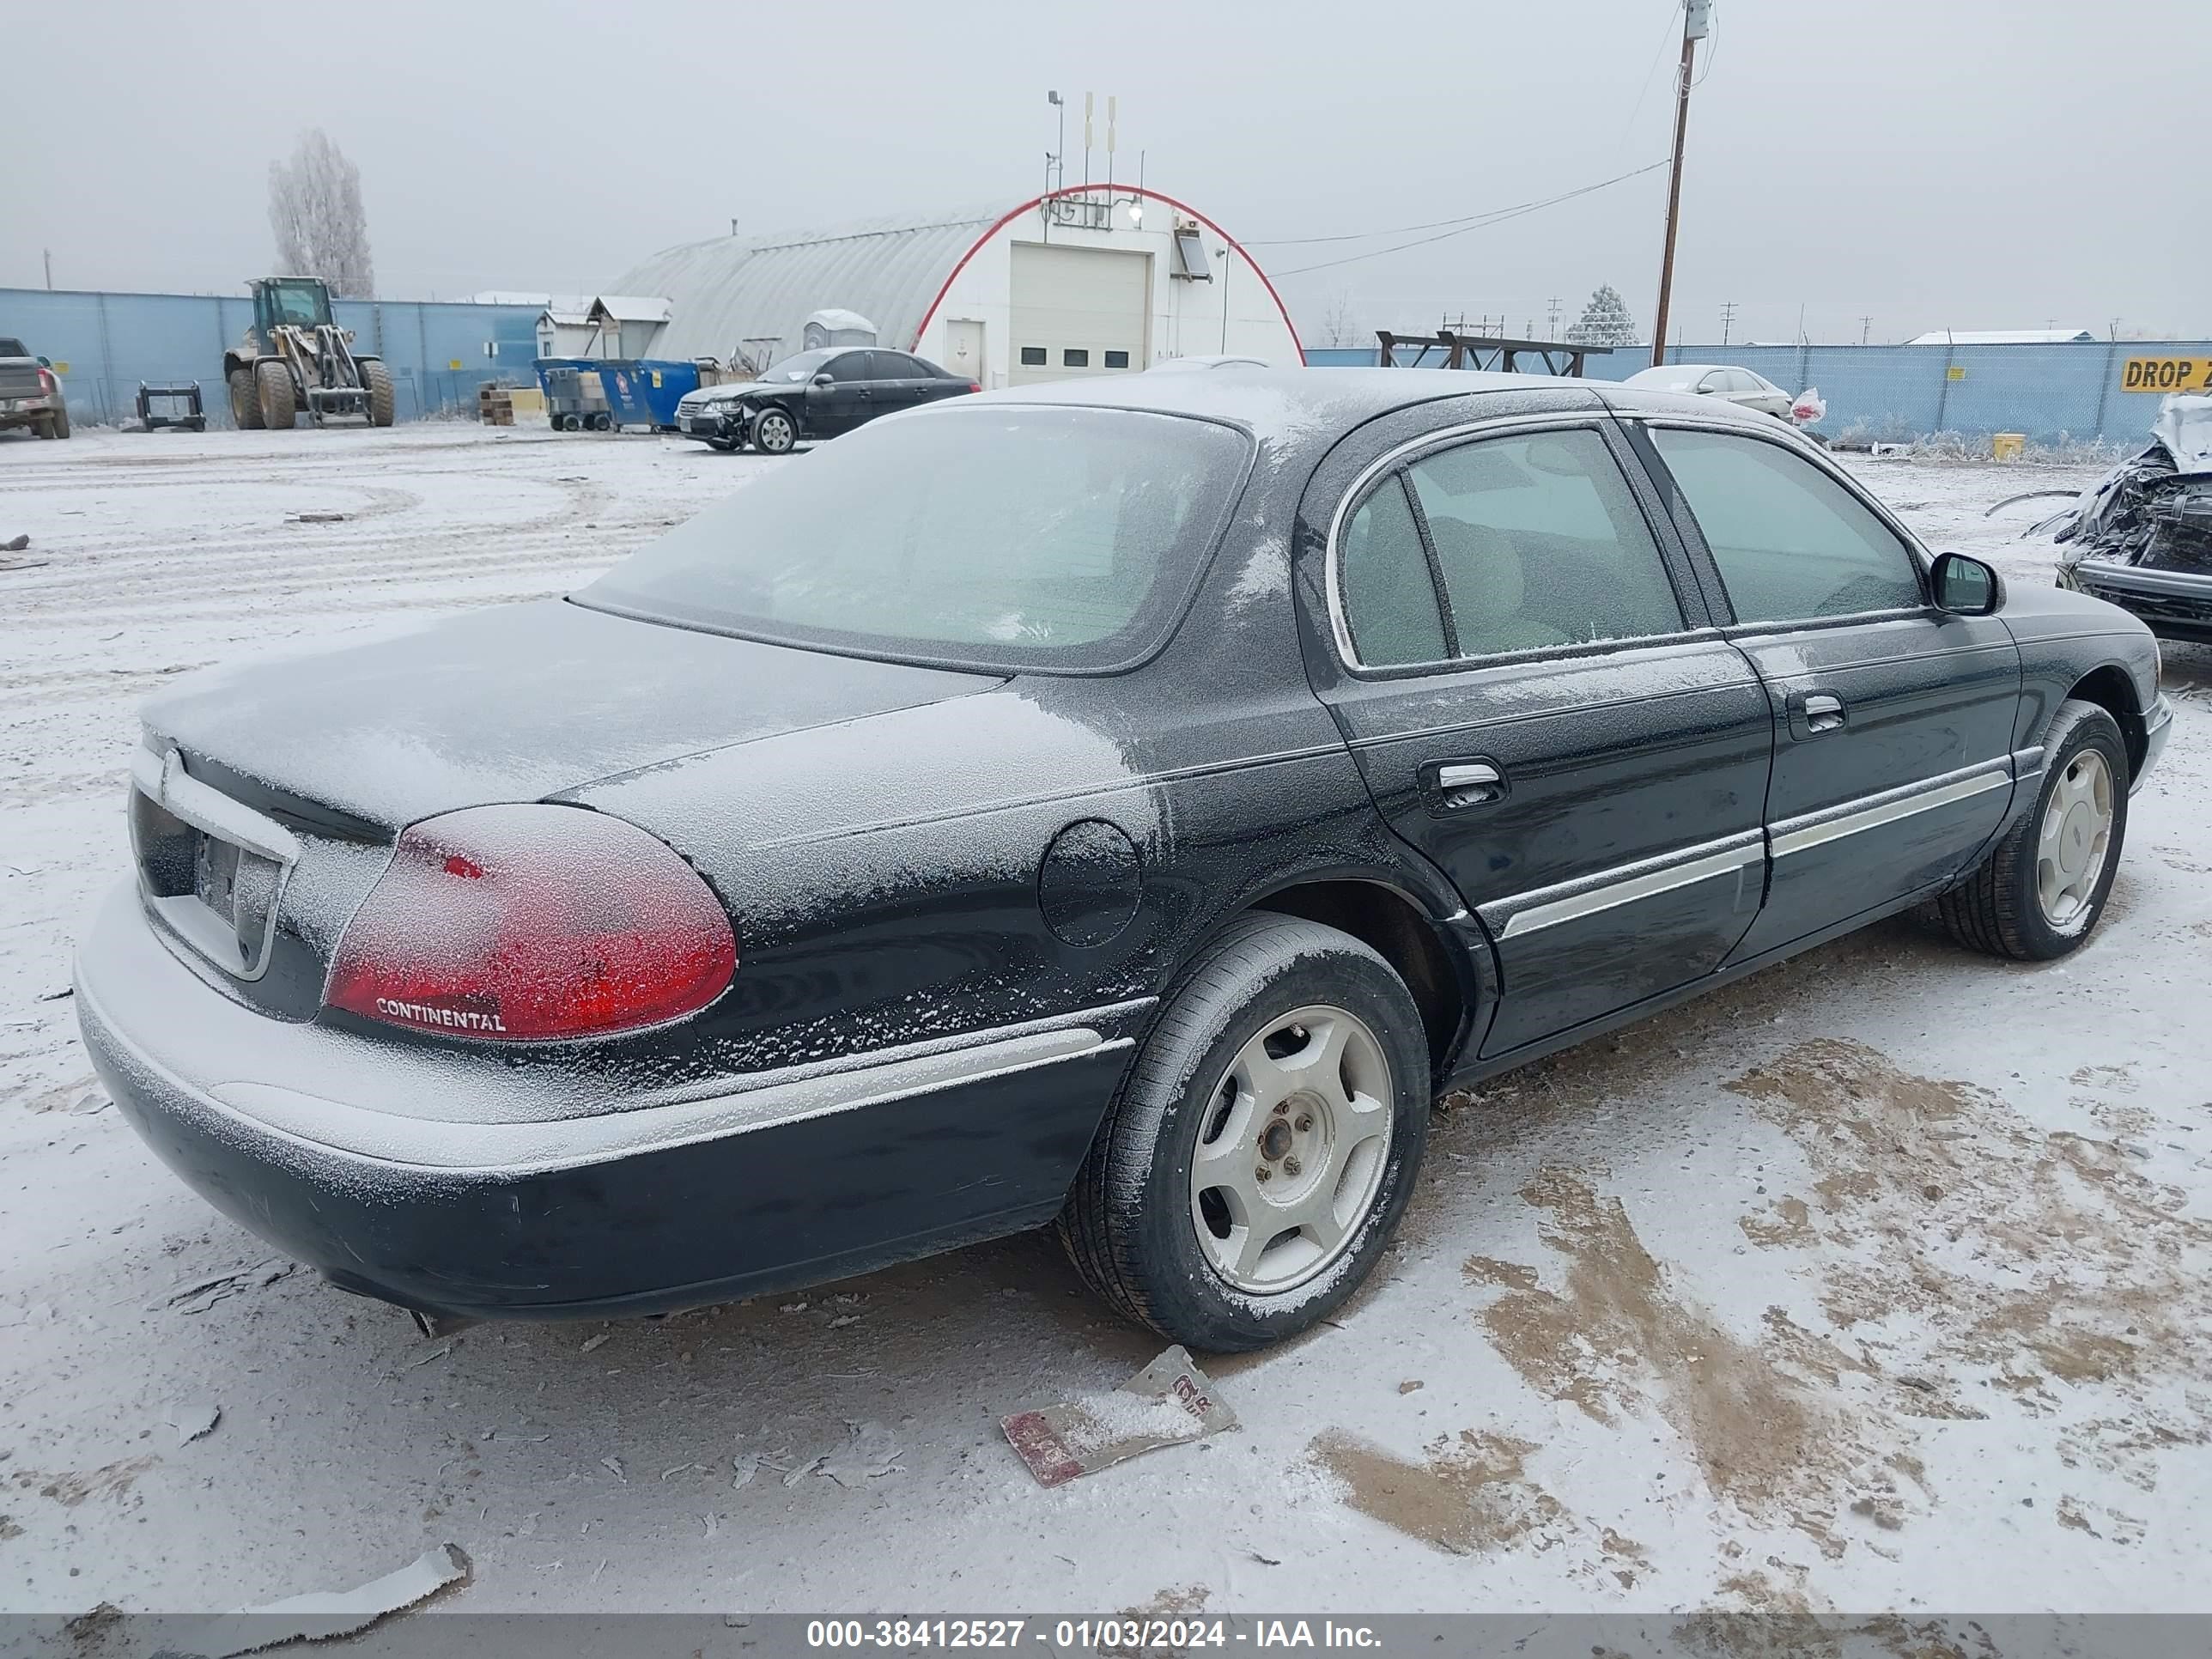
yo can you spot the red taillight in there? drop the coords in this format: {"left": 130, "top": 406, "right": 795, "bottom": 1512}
{"left": 327, "top": 805, "right": 736, "bottom": 1042}
{"left": 967, "top": 382, "right": 981, "bottom": 393}
{"left": 38, "top": 368, "right": 57, "bottom": 396}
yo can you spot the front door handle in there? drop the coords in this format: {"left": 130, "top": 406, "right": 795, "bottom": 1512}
{"left": 1800, "top": 692, "right": 1847, "bottom": 734}
{"left": 1430, "top": 759, "right": 1508, "bottom": 810}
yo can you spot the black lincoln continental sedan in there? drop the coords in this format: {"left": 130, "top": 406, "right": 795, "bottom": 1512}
{"left": 77, "top": 372, "right": 2172, "bottom": 1352}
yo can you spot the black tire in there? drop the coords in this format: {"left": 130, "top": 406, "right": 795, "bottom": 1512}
{"left": 34, "top": 418, "right": 52, "bottom": 440}
{"left": 49, "top": 407, "right": 70, "bottom": 440}
{"left": 255, "top": 360, "right": 295, "bottom": 430}
{"left": 228, "top": 368, "right": 264, "bottom": 430}
{"left": 362, "top": 359, "right": 395, "bottom": 428}
{"left": 1937, "top": 698, "right": 2129, "bottom": 961}
{"left": 750, "top": 406, "right": 797, "bottom": 454}
{"left": 1057, "top": 914, "right": 1432, "bottom": 1352}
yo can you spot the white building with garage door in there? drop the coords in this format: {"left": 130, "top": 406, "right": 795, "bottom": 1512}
{"left": 611, "top": 184, "right": 1303, "bottom": 384}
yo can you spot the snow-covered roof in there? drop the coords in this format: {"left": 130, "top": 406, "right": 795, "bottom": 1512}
{"left": 540, "top": 304, "right": 594, "bottom": 328}
{"left": 469, "top": 290, "right": 552, "bottom": 307}
{"left": 592, "top": 295, "right": 674, "bottom": 325}
{"left": 610, "top": 208, "right": 1000, "bottom": 362}
{"left": 1905, "top": 329, "right": 2097, "bottom": 345}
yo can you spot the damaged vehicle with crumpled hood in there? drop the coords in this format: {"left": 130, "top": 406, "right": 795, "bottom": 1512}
{"left": 2053, "top": 394, "right": 2212, "bottom": 643}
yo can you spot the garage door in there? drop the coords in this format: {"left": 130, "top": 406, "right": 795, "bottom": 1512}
{"left": 1009, "top": 244, "right": 1149, "bottom": 386}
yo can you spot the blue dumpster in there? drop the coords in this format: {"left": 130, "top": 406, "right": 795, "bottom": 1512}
{"left": 536, "top": 358, "right": 703, "bottom": 432}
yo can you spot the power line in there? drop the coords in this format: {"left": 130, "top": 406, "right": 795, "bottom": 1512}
{"left": 1265, "top": 160, "right": 1672, "bottom": 279}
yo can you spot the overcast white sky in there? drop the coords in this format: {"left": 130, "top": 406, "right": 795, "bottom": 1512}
{"left": 9, "top": 0, "right": 2205, "bottom": 344}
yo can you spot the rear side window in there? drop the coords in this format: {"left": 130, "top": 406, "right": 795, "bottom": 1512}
{"left": 586, "top": 407, "right": 1251, "bottom": 672}
{"left": 1404, "top": 429, "right": 1685, "bottom": 656}
{"left": 1650, "top": 428, "right": 1923, "bottom": 623}
{"left": 1340, "top": 480, "right": 1447, "bottom": 666}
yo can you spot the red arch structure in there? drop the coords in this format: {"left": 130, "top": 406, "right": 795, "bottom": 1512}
{"left": 909, "top": 183, "right": 1307, "bottom": 365}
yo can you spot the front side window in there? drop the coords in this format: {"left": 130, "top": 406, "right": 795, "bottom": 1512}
{"left": 1404, "top": 428, "right": 1685, "bottom": 656}
{"left": 584, "top": 407, "right": 1251, "bottom": 672}
{"left": 1649, "top": 428, "right": 1923, "bottom": 623}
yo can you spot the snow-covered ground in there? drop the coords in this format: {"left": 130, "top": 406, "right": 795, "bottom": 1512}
{"left": 1, "top": 423, "right": 2206, "bottom": 1625}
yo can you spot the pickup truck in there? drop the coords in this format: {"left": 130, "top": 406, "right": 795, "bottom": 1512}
{"left": 0, "top": 336, "right": 70, "bottom": 439}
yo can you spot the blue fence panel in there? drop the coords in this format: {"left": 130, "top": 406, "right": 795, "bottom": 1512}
{"left": 1305, "top": 337, "right": 2210, "bottom": 447}
{"left": 0, "top": 287, "right": 544, "bottom": 428}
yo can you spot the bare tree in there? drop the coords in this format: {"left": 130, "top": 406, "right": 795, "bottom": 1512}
{"left": 1317, "top": 290, "right": 1364, "bottom": 349}
{"left": 268, "top": 130, "right": 374, "bottom": 298}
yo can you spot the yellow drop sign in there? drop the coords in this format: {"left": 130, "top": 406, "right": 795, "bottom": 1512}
{"left": 2121, "top": 356, "right": 2212, "bottom": 394}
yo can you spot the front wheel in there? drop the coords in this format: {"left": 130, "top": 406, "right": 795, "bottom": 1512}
{"left": 1937, "top": 697, "right": 2129, "bottom": 960}
{"left": 255, "top": 359, "right": 296, "bottom": 430}
{"left": 1057, "top": 915, "right": 1431, "bottom": 1352}
{"left": 750, "top": 407, "right": 797, "bottom": 454}
{"left": 362, "top": 359, "right": 394, "bottom": 427}
{"left": 228, "top": 368, "right": 264, "bottom": 430}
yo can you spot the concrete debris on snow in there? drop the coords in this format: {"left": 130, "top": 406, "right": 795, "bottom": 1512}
{"left": 149, "top": 1543, "right": 468, "bottom": 1656}
{"left": 1002, "top": 1346, "right": 1237, "bottom": 1487}
{"left": 162, "top": 1401, "right": 221, "bottom": 1447}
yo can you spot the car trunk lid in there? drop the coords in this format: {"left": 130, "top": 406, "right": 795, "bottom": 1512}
{"left": 142, "top": 598, "right": 1000, "bottom": 830}
{"left": 132, "top": 599, "right": 1001, "bottom": 1014}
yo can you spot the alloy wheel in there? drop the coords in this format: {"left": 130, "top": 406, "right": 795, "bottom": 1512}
{"left": 2036, "top": 748, "right": 2113, "bottom": 929}
{"left": 1188, "top": 1004, "right": 1394, "bottom": 1295}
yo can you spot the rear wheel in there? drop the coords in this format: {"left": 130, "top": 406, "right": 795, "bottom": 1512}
{"left": 1057, "top": 915, "right": 1431, "bottom": 1352}
{"left": 228, "top": 368, "right": 264, "bottom": 429}
{"left": 362, "top": 359, "right": 395, "bottom": 427}
{"left": 750, "top": 406, "right": 797, "bottom": 454}
{"left": 50, "top": 407, "right": 70, "bottom": 440}
{"left": 1937, "top": 698, "right": 2128, "bottom": 960}
{"left": 255, "top": 360, "right": 296, "bottom": 430}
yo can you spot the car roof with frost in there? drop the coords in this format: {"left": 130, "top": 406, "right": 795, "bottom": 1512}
{"left": 957, "top": 368, "right": 1790, "bottom": 442}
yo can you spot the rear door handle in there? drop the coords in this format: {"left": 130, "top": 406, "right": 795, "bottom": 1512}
{"left": 1428, "top": 759, "right": 1507, "bottom": 810}
{"left": 1798, "top": 692, "right": 1847, "bottom": 735}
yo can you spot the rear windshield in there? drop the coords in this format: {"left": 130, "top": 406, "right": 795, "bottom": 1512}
{"left": 0, "top": 339, "right": 27, "bottom": 359}
{"left": 580, "top": 405, "right": 1252, "bottom": 672}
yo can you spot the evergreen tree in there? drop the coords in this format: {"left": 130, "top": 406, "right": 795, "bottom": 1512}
{"left": 1565, "top": 284, "right": 1636, "bottom": 347}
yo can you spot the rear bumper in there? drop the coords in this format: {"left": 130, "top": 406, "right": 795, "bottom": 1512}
{"left": 0, "top": 394, "right": 59, "bottom": 426}
{"left": 76, "top": 883, "right": 1139, "bottom": 1319}
{"left": 2064, "top": 561, "right": 2212, "bottom": 645}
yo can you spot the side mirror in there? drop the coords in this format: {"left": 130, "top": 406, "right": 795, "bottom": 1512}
{"left": 37, "top": 356, "right": 51, "bottom": 368}
{"left": 811, "top": 373, "right": 835, "bottom": 387}
{"left": 1930, "top": 551, "right": 2003, "bottom": 616}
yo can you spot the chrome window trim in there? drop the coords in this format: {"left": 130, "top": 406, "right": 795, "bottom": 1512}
{"left": 1769, "top": 762, "right": 2011, "bottom": 860}
{"left": 1477, "top": 829, "right": 1765, "bottom": 942}
{"left": 1324, "top": 412, "right": 1664, "bottom": 673}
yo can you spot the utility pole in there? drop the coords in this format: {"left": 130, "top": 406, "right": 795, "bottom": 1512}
{"left": 43, "top": 248, "right": 53, "bottom": 290}
{"left": 1547, "top": 296, "right": 1561, "bottom": 340}
{"left": 1860, "top": 314, "right": 1873, "bottom": 346}
{"left": 1719, "top": 300, "right": 1737, "bottom": 347}
{"left": 1649, "top": 0, "right": 1711, "bottom": 368}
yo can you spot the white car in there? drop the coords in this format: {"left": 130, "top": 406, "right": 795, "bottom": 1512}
{"left": 1146, "top": 355, "right": 1271, "bottom": 373}
{"left": 1623, "top": 362, "right": 1795, "bottom": 419}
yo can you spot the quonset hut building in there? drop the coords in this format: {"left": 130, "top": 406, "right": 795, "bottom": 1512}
{"left": 611, "top": 183, "right": 1304, "bottom": 387}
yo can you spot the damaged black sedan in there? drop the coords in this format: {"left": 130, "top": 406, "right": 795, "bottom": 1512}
{"left": 77, "top": 374, "right": 2170, "bottom": 1352}
{"left": 2054, "top": 394, "right": 2212, "bottom": 642}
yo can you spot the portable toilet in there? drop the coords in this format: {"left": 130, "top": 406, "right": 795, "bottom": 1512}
{"left": 800, "top": 309, "right": 878, "bottom": 351}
